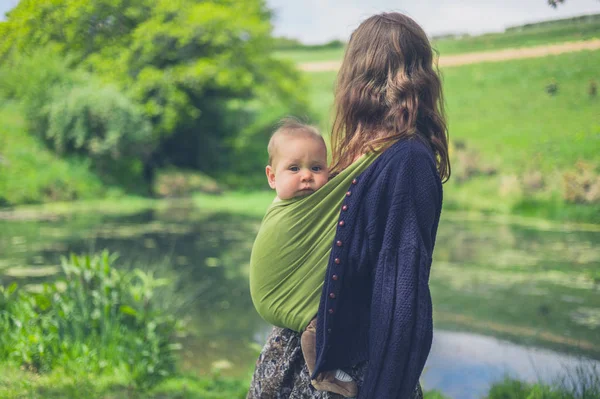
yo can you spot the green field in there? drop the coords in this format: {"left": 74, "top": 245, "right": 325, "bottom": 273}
{"left": 275, "top": 14, "right": 600, "bottom": 63}
{"left": 306, "top": 49, "right": 600, "bottom": 222}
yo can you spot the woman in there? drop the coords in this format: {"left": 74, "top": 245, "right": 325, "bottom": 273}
{"left": 248, "top": 11, "right": 449, "bottom": 399}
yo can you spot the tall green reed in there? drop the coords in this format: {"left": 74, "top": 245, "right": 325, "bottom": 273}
{"left": 0, "top": 251, "right": 183, "bottom": 388}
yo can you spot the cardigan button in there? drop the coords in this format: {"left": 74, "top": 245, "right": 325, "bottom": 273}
{"left": 352, "top": 179, "right": 357, "bottom": 185}
{"left": 332, "top": 274, "right": 338, "bottom": 280}
{"left": 334, "top": 258, "right": 340, "bottom": 264}
{"left": 336, "top": 240, "right": 342, "bottom": 247}
{"left": 327, "top": 328, "right": 332, "bottom": 333}
{"left": 329, "top": 292, "right": 336, "bottom": 299}
{"left": 328, "top": 308, "right": 334, "bottom": 314}
{"left": 342, "top": 205, "right": 348, "bottom": 211}
{"left": 346, "top": 191, "right": 351, "bottom": 197}
{"left": 339, "top": 220, "right": 345, "bottom": 227}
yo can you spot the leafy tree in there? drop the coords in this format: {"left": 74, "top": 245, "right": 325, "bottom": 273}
{"left": 0, "top": 49, "right": 152, "bottom": 190}
{"left": 0, "top": 0, "right": 310, "bottom": 186}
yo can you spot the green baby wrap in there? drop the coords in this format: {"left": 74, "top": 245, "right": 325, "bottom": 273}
{"left": 249, "top": 152, "right": 379, "bottom": 332}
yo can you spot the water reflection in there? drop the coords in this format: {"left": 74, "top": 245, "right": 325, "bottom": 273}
{"left": 423, "top": 330, "right": 600, "bottom": 399}
{"left": 0, "top": 203, "right": 599, "bottom": 394}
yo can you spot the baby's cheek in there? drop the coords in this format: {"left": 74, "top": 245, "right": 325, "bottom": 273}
{"left": 316, "top": 176, "right": 329, "bottom": 189}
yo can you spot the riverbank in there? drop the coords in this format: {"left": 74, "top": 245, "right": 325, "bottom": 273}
{"left": 2, "top": 45, "right": 598, "bottom": 224}
{"left": 1, "top": 205, "right": 598, "bottom": 398}
{"left": 3, "top": 192, "right": 599, "bottom": 232}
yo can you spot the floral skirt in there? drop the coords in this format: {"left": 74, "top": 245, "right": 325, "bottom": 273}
{"left": 247, "top": 326, "right": 423, "bottom": 399}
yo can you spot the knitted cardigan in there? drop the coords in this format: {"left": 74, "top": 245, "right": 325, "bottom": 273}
{"left": 313, "top": 138, "right": 443, "bottom": 399}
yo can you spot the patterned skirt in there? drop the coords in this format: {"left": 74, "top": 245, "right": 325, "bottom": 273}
{"left": 247, "top": 326, "right": 423, "bottom": 399}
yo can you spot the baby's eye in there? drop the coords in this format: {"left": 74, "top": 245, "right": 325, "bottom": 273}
{"left": 289, "top": 166, "right": 299, "bottom": 172}
{"left": 312, "top": 166, "right": 322, "bottom": 172}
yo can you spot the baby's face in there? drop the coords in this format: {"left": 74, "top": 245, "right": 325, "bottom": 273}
{"left": 266, "top": 136, "right": 329, "bottom": 200}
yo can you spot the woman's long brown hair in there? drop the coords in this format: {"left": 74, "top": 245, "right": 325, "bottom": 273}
{"left": 330, "top": 12, "right": 450, "bottom": 182}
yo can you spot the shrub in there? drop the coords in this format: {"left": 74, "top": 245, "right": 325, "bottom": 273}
{"left": 0, "top": 49, "right": 153, "bottom": 189}
{"left": 562, "top": 161, "right": 600, "bottom": 204}
{"left": 154, "top": 169, "right": 222, "bottom": 198}
{"left": 0, "top": 251, "right": 182, "bottom": 389}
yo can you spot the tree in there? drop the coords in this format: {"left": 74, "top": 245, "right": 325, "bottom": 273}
{"left": 0, "top": 0, "right": 310, "bottom": 186}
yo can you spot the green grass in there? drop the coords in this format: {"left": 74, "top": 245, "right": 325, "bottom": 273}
{"left": 274, "top": 47, "right": 345, "bottom": 63}
{"left": 0, "top": 366, "right": 451, "bottom": 399}
{"left": 0, "top": 368, "right": 250, "bottom": 399}
{"left": 2, "top": 367, "right": 597, "bottom": 399}
{"left": 308, "top": 50, "right": 600, "bottom": 171}
{"left": 0, "top": 196, "right": 159, "bottom": 219}
{"left": 443, "top": 51, "right": 599, "bottom": 172}
{"left": 434, "top": 14, "right": 600, "bottom": 56}
{"left": 274, "top": 14, "right": 600, "bottom": 63}
{"left": 304, "top": 49, "right": 600, "bottom": 223}
{"left": 193, "top": 191, "right": 274, "bottom": 218}
{"left": 0, "top": 103, "right": 114, "bottom": 206}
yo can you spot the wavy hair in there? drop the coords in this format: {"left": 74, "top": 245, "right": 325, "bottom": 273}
{"left": 330, "top": 12, "right": 450, "bottom": 182}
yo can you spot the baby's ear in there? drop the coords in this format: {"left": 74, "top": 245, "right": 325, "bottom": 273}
{"left": 265, "top": 165, "right": 276, "bottom": 189}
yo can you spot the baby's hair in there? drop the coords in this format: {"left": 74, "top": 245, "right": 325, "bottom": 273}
{"left": 268, "top": 117, "right": 325, "bottom": 165}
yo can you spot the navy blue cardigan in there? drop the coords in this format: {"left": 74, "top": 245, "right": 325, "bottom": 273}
{"left": 314, "top": 138, "right": 443, "bottom": 399}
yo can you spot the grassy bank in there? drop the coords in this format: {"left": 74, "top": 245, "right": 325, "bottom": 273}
{"left": 0, "top": 104, "right": 113, "bottom": 206}
{"left": 2, "top": 367, "right": 598, "bottom": 398}
{"left": 0, "top": 368, "right": 250, "bottom": 399}
{"left": 306, "top": 49, "right": 600, "bottom": 223}
{"left": 275, "top": 14, "right": 600, "bottom": 63}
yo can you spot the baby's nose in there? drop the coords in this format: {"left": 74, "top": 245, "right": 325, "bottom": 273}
{"left": 300, "top": 170, "right": 313, "bottom": 181}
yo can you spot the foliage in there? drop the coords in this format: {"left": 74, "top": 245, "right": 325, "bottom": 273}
{"left": 548, "top": 0, "right": 566, "bottom": 7}
{"left": 0, "top": 368, "right": 250, "bottom": 398}
{"left": 486, "top": 369, "right": 600, "bottom": 399}
{"left": 273, "top": 36, "right": 345, "bottom": 51}
{"left": 423, "top": 390, "right": 451, "bottom": 399}
{"left": 0, "top": 103, "right": 109, "bottom": 206}
{"left": 154, "top": 169, "right": 222, "bottom": 197}
{"left": 0, "top": 50, "right": 153, "bottom": 190}
{"left": 0, "top": 0, "right": 311, "bottom": 183}
{"left": 0, "top": 251, "right": 182, "bottom": 389}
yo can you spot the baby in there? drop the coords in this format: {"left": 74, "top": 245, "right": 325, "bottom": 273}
{"left": 265, "top": 119, "right": 329, "bottom": 201}
{"left": 263, "top": 118, "right": 358, "bottom": 398}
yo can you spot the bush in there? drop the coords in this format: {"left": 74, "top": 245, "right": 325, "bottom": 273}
{"left": 0, "top": 49, "right": 153, "bottom": 190}
{"left": 0, "top": 251, "right": 182, "bottom": 389}
{"left": 154, "top": 169, "right": 222, "bottom": 198}
{"left": 562, "top": 161, "right": 600, "bottom": 204}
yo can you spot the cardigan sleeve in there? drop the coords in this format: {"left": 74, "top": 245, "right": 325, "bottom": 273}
{"left": 359, "top": 147, "right": 441, "bottom": 399}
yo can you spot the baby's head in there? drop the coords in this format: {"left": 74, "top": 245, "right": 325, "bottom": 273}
{"left": 266, "top": 118, "right": 329, "bottom": 200}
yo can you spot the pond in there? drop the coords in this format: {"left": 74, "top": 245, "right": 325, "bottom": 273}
{"left": 1, "top": 201, "right": 599, "bottom": 398}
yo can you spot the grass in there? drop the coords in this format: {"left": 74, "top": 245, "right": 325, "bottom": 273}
{"left": 0, "top": 196, "right": 164, "bottom": 222}
{"left": 193, "top": 191, "right": 274, "bottom": 219}
{"left": 274, "top": 14, "right": 600, "bottom": 63}
{"left": 434, "top": 13, "right": 600, "bottom": 56}
{"left": 442, "top": 51, "right": 599, "bottom": 173}
{"left": 304, "top": 49, "right": 600, "bottom": 223}
{"left": 0, "top": 368, "right": 250, "bottom": 399}
{"left": 2, "top": 367, "right": 597, "bottom": 398}
{"left": 274, "top": 47, "right": 345, "bottom": 63}
{"left": 0, "top": 103, "right": 113, "bottom": 206}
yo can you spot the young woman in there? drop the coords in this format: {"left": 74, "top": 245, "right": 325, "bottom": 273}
{"left": 247, "top": 12, "right": 449, "bottom": 399}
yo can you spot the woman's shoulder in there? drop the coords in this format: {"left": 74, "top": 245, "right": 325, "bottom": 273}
{"left": 379, "top": 137, "right": 437, "bottom": 172}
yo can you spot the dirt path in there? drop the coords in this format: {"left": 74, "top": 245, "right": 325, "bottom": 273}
{"left": 299, "top": 39, "right": 600, "bottom": 72}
